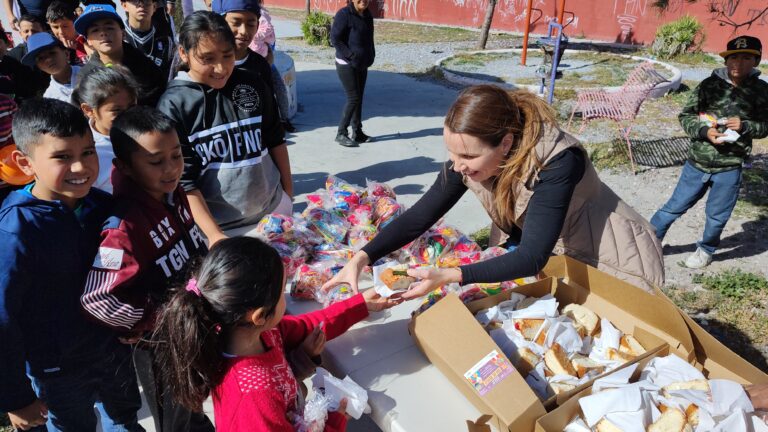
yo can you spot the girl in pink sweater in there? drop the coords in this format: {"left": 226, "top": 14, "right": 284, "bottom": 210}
{"left": 153, "top": 237, "right": 400, "bottom": 431}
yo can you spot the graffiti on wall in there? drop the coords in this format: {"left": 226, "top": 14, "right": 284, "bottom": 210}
{"left": 391, "top": 0, "right": 418, "bottom": 17}
{"left": 704, "top": 0, "right": 768, "bottom": 31}
{"left": 613, "top": 0, "right": 648, "bottom": 42}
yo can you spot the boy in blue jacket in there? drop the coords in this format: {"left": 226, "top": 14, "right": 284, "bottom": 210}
{"left": 0, "top": 98, "right": 143, "bottom": 432}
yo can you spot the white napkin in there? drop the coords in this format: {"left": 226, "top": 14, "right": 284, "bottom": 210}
{"left": 503, "top": 294, "right": 559, "bottom": 319}
{"left": 543, "top": 317, "right": 584, "bottom": 354}
{"left": 641, "top": 354, "right": 706, "bottom": 387}
{"left": 591, "top": 363, "right": 639, "bottom": 392}
{"left": 716, "top": 128, "right": 740, "bottom": 143}
{"left": 710, "top": 379, "right": 755, "bottom": 417}
{"left": 563, "top": 415, "right": 591, "bottom": 432}
{"left": 579, "top": 383, "right": 643, "bottom": 426}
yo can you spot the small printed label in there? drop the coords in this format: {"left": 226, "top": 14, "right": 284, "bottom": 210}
{"left": 464, "top": 350, "right": 515, "bottom": 396}
{"left": 93, "top": 247, "right": 124, "bottom": 270}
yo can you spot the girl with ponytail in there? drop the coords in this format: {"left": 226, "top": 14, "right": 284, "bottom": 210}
{"left": 153, "top": 236, "right": 399, "bottom": 431}
{"left": 324, "top": 85, "right": 664, "bottom": 296}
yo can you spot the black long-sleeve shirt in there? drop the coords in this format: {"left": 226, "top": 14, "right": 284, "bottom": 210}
{"left": 362, "top": 148, "right": 585, "bottom": 284}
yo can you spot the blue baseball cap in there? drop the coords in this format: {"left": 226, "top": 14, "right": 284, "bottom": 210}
{"left": 211, "top": 0, "right": 261, "bottom": 15}
{"left": 21, "top": 32, "right": 63, "bottom": 67}
{"left": 74, "top": 4, "right": 124, "bottom": 36}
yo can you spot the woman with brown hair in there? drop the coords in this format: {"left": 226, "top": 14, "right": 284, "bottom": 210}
{"left": 323, "top": 85, "right": 664, "bottom": 296}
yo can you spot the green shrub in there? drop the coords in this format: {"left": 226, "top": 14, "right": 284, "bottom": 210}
{"left": 651, "top": 15, "right": 705, "bottom": 59}
{"left": 301, "top": 11, "right": 333, "bottom": 46}
{"left": 692, "top": 269, "right": 768, "bottom": 300}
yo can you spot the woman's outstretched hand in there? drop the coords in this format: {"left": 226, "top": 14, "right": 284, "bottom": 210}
{"left": 321, "top": 251, "right": 370, "bottom": 294}
{"left": 400, "top": 267, "right": 462, "bottom": 300}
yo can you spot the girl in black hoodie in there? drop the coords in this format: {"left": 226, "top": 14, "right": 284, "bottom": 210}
{"left": 157, "top": 11, "right": 292, "bottom": 245}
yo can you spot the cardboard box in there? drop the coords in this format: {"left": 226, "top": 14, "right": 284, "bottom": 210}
{"left": 465, "top": 277, "right": 668, "bottom": 407}
{"left": 541, "top": 255, "right": 695, "bottom": 360}
{"left": 410, "top": 277, "right": 668, "bottom": 432}
{"left": 535, "top": 342, "right": 768, "bottom": 431}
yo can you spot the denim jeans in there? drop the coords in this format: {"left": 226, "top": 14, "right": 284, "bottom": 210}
{"left": 336, "top": 62, "right": 368, "bottom": 136}
{"left": 650, "top": 161, "right": 742, "bottom": 255}
{"left": 29, "top": 344, "right": 143, "bottom": 432}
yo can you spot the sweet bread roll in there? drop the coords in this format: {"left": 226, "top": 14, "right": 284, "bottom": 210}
{"left": 685, "top": 404, "right": 699, "bottom": 427}
{"left": 548, "top": 381, "right": 576, "bottom": 396}
{"left": 606, "top": 347, "right": 635, "bottom": 363}
{"left": 512, "top": 347, "right": 539, "bottom": 376}
{"left": 562, "top": 304, "right": 600, "bottom": 337}
{"left": 648, "top": 407, "right": 692, "bottom": 432}
{"left": 661, "top": 379, "right": 710, "bottom": 398}
{"left": 514, "top": 318, "right": 544, "bottom": 340}
{"left": 544, "top": 343, "right": 577, "bottom": 376}
{"left": 619, "top": 334, "right": 646, "bottom": 356}
{"left": 379, "top": 268, "right": 415, "bottom": 290}
{"left": 571, "top": 355, "right": 606, "bottom": 378}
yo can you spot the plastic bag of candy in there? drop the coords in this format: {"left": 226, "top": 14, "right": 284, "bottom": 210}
{"left": 269, "top": 241, "right": 309, "bottom": 279}
{"left": 325, "top": 175, "right": 363, "bottom": 195}
{"left": 412, "top": 282, "right": 464, "bottom": 315}
{"left": 304, "top": 208, "right": 350, "bottom": 244}
{"left": 406, "top": 225, "right": 464, "bottom": 265}
{"left": 305, "top": 189, "right": 330, "bottom": 210}
{"left": 436, "top": 236, "right": 482, "bottom": 267}
{"left": 364, "top": 179, "right": 396, "bottom": 203}
{"left": 346, "top": 205, "right": 373, "bottom": 226}
{"left": 316, "top": 283, "right": 356, "bottom": 307}
{"left": 313, "top": 243, "right": 354, "bottom": 262}
{"left": 479, "top": 246, "right": 508, "bottom": 261}
{"left": 291, "top": 261, "right": 337, "bottom": 300}
{"left": 347, "top": 224, "right": 377, "bottom": 250}
{"left": 372, "top": 196, "right": 402, "bottom": 229}
{"left": 252, "top": 213, "right": 296, "bottom": 242}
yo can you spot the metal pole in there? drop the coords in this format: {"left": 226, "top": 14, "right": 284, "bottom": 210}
{"left": 557, "top": 0, "right": 565, "bottom": 27}
{"left": 521, "top": 0, "right": 534, "bottom": 65}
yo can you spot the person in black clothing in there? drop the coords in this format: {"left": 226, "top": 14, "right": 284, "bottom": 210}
{"left": 75, "top": 3, "right": 166, "bottom": 106}
{"left": 330, "top": 0, "right": 374, "bottom": 147}
{"left": 0, "top": 26, "right": 41, "bottom": 102}
{"left": 6, "top": 14, "right": 50, "bottom": 96}
{"left": 323, "top": 85, "right": 665, "bottom": 297}
{"left": 122, "top": 0, "right": 177, "bottom": 80}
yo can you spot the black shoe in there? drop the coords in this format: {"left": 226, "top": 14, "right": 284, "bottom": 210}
{"left": 335, "top": 134, "right": 358, "bottom": 147}
{"left": 353, "top": 130, "right": 372, "bottom": 143}
{"left": 282, "top": 120, "right": 296, "bottom": 133}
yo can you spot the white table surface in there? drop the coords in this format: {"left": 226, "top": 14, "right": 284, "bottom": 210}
{"left": 285, "top": 283, "right": 487, "bottom": 432}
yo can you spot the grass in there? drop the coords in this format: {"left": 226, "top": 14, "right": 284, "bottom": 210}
{"left": 470, "top": 226, "right": 491, "bottom": 249}
{"left": 583, "top": 140, "right": 632, "bottom": 170}
{"left": 734, "top": 163, "right": 768, "bottom": 218}
{"left": 269, "top": 7, "right": 518, "bottom": 45}
{"left": 663, "top": 270, "right": 768, "bottom": 369}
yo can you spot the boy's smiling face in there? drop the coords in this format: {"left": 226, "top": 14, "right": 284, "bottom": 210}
{"left": 117, "top": 130, "right": 184, "bottom": 201}
{"left": 49, "top": 18, "right": 77, "bottom": 44}
{"left": 85, "top": 18, "right": 123, "bottom": 57}
{"left": 224, "top": 11, "right": 259, "bottom": 55}
{"left": 13, "top": 131, "right": 99, "bottom": 209}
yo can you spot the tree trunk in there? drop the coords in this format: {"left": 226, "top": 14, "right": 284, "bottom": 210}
{"left": 306, "top": 0, "right": 311, "bottom": 16}
{"left": 477, "top": 0, "right": 497, "bottom": 49}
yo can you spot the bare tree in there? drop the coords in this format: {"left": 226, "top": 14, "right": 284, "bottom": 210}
{"left": 653, "top": 0, "right": 768, "bottom": 32}
{"left": 478, "top": 0, "right": 498, "bottom": 49}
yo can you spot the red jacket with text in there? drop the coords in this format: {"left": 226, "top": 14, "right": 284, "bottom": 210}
{"left": 81, "top": 169, "right": 207, "bottom": 333}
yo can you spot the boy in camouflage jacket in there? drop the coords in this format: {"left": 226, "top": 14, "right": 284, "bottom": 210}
{"left": 651, "top": 35, "right": 768, "bottom": 269}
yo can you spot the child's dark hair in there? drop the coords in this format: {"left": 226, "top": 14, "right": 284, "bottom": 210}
{"left": 18, "top": 14, "right": 46, "bottom": 28}
{"left": 177, "top": 11, "right": 235, "bottom": 72}
{"left": 110, "top": 106, "right": 176, "bottom": 163}
{"left": 46, "top": 1, "right": 77, "bottom": 22}
{"left": 71, "top": 65, "right": 138, "bottom": 108}
{"left": 153, "top": 237, "right": 284, "bottom": 411}
{"left": 12, "top": 98, "right": 89, "bottom": 154}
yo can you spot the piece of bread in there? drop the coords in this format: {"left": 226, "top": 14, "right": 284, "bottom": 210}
{"left": 379, "top": 268, "right": 416, "bottom": 290}
{"left": 571, "top": 355, "right": 606, "bottom": 378}
{"left": 544, "top": 343, "right": 577, "bottom": 376}
{"left": 685, "top": 404, "right": 699, "bottom": 427}
{"left": 606, "top": 347, "right": 635, "bottom": 362}
{"left": 661, "top": 380, "right": 710, "bottom": 398}
{"left": 648, "top": 407, "right": 692, "bottom": 432}
{"left": 515, "top": 296, "right": 538, "bottom": 310}
{"left": 562, "top": 304, "right": 600, "bottom": 337}
{"left": 512, "top": 347, "right": 539, "bottom": 376}
{"left": 514, "top": 318, "right": 544, "bottom": 340}
{"left": 534, "top": 328, "right": 548, "bottom": 346}
{"left": 595, "top": 418, "right": 624, "bottom": 432}
{"left": 548, "top": 381, "right": 576, "bottom": 396}
{"left": 619, "top": 334, "right": 646, "bottom": 356}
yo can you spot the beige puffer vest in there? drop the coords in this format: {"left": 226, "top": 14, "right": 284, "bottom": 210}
{"left": 464, "top": 126, "right": 664, "bottom": 293}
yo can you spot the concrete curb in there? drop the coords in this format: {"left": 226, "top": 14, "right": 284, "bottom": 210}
{"left": 435, "top": 49, "right": 682, "bottom": 98}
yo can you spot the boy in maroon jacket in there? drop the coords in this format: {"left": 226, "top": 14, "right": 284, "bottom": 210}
{"left": 81, "top": 106, "right": 215, "bottom": 432}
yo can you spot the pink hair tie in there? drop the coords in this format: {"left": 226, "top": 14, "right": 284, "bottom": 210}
{"left": 185, "top": 278, "right": 202, "bottom": 297}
